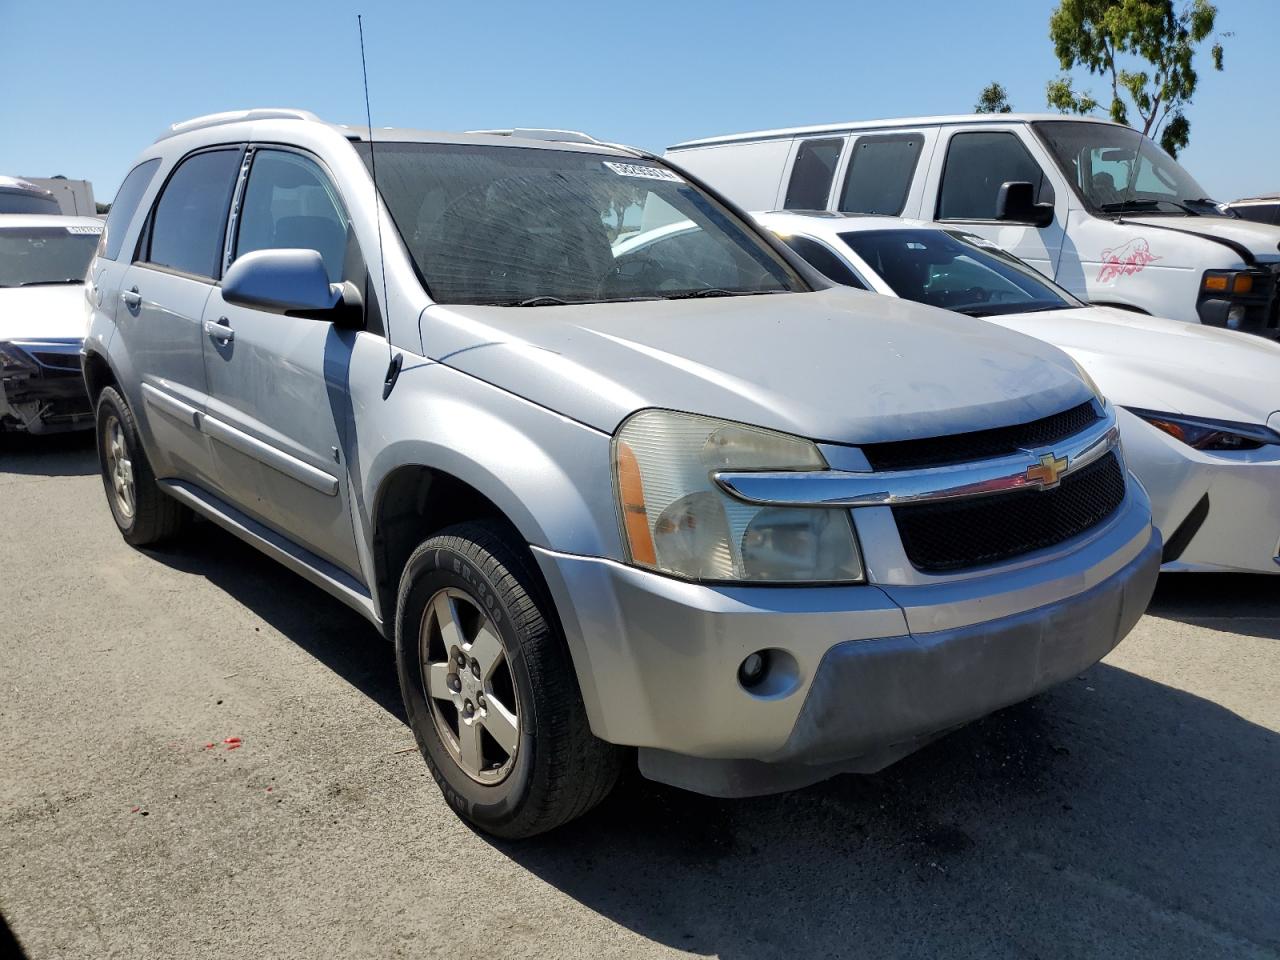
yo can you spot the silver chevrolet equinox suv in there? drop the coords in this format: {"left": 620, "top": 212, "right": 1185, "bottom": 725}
{"left": 84, "top": 109, "right": 1161, "bottom": 837}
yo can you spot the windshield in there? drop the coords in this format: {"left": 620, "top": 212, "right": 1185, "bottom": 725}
{"left": 838, "top": 228, "right": 1080, "bottom": 317}
{"left": 357, "top": 143, "right": 805, "bottom": 305}
{"left": 1033, "top": 120, "right": 1225, "bottom": 216}
{"left": 0, "top": 226, "right": 100, "bottom": 288}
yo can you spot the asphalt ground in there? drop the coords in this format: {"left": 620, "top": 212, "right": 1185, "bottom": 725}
{"left": 2, "top": 431, "right": 1278, "bottom": 959}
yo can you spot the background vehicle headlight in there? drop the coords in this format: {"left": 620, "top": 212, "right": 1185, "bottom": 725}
{"left": 613, "top": 410, "right": 864, "bottom": 583}
{"left": 1127, "top": 408, "right": 1280, "bottom": 451}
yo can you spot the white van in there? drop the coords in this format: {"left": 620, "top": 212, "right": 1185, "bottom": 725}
{"left": 667, "top": 115, "right": 1280, "bottom": 338}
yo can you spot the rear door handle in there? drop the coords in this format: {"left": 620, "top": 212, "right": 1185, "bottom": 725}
{"left": 122, "top": 287, "right": 141, "bottom": 309}
{"left": 205, "top": 317, "right": 235, "bottom": 344}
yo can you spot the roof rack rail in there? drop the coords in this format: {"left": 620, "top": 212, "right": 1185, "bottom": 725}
{"left": 156, "top": 108, "right": 320, "bottom": 142}
{"left": 467, "top": 127, "right": 601, "bottom": 145}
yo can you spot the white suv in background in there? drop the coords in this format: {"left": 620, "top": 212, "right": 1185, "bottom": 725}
{"left": 667, "top": 115, "right": 1280, "bottom": 338}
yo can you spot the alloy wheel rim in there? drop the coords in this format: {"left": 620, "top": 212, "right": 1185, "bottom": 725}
{"left": 419, "top": 587, "right": 519, "bottom": 784}
{"left": 104, "top": 416, "right": 136, "bottom": 521}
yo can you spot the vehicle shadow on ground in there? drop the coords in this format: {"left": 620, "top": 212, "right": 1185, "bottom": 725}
{"left": 0, "top": 431, "right": 96, "bottom": 477}
{"left": 144, "top": 528, "right": 1279, "bottom": 958}
{"left": 147, "top": 519, "right": 405, "bottom": 723}
{"left": 1147, "top": 572, "right": 1278, "bottom": 638}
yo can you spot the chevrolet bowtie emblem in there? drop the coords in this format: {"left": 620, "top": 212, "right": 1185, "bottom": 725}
{"left": 1026, "top": 452, "right": 1069, "bottom": 489}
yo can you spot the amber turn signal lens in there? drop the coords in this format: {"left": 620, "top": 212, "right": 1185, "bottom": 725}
{"left": 1232, "top": 274, "right": 1254, "bottom": 294}
{"left": 1202, "top": 274, "right": 1229, "bottom": 292}
{"left": 615, "top": 440, "right": 657, "bottom": 565}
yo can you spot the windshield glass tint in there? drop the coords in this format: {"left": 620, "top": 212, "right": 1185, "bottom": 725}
{"left": 0, "top": 227, "right": 99, "bottom": 287}
{"left": 839, "top": 229, "right": 1077, "bottom": 316}
{"left": 1034, "top": 120, "right": 1219, "bottom": 215}
{"left": 358, "top": 143, "right": 803, "bottom": 305}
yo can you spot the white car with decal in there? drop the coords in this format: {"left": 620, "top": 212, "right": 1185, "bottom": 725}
{"left": 619, "top": 212, "right": 1280, "bottom": 575}
{"left": 666, "top": 115, "right": 1280, "bottom": 338}
{"left": 0, "top": 215, "right": 101, "bottom": 432}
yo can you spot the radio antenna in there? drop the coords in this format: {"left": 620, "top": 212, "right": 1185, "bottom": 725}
{"left": 358, "top": 14, "right": 402, "bottom": 398}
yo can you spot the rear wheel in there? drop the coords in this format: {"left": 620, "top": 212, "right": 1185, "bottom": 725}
{"left": 395, "top": 521, "right": 622, "bottom": 838}
{"left": 95, "top": 386, "right": 189, "bottom": 546}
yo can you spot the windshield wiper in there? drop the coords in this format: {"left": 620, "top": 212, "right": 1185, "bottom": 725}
{"left": 512, "top": 295, "right": 570, "bottom": 307}
{"left": 664, "top": 288, "right": 785, "bottom": 300}
{"left": 17, "top": 278, "right": 84, "bottom": 287}
{"left": 1098, "top": 198, "right": 1199, "bottom": 216}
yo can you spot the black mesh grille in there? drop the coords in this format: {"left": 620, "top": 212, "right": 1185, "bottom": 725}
{"left": 893, "top": 451, "right": 1125, "bottom": 572}
{"left": 862, "top": 401, "right": 1101, "bottom": 471}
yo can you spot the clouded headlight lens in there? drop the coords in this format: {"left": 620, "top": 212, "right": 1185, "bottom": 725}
{"left": 613, "top": 410, "right": 864, "bottom": 583}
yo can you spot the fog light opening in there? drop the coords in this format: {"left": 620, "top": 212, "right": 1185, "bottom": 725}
{"left": 738, "top": 652, "right": 768, "bottom": 688}
{"left": 736, "top": 648, "right": 801, "bottom": 699}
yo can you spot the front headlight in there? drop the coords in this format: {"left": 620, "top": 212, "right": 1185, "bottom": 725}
{"left": 613, "top": 409, "right": 864, "bottom": 583}
{"left": 1127, "top": 408, "right": 1280, "bottom": 451}
{"left": 0, "top": 344, "right": 35, "bottom": 374}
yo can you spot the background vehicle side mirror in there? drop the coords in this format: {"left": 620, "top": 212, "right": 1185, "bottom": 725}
{"left": 996, "top": 181, "right": 1055, "bottom": 229}
{"left": 222, "top": 248, "right": 363, "bottom": 328}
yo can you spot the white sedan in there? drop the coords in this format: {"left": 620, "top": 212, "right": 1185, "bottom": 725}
{"left": 615, "top": 212, "right": 1279, "bottom": 574}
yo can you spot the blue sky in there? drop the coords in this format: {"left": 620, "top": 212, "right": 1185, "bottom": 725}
{"left": 2, "top": 0, "right": 1273, "bottom": 203}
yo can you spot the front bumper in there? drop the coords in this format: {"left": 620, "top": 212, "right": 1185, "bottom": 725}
{"left": 0, "top": 339, "right": 93, "bottom": 433}
{"left": 1118, "top": 408, "right": 1280, "bottom": 574}
{"left": 535, "top": 487, "right": 1159, "bottom": 797}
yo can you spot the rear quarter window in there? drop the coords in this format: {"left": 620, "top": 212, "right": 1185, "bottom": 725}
{"left": 101, "top": 159, "right": 161, "bottom": 261}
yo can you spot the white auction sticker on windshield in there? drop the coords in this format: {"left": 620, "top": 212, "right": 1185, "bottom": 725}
{"left": 603, "top": 161, "right": 684, "bottom": 183}
{"left": 960, "top": 233, "right": 1000, "bottom": 249}
{"left": 65, "top": 225, "right": 103, "bottom": 235}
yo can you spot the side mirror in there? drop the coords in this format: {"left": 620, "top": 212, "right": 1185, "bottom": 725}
{"left": 222, "top": 248, "right": 362, "bottom": 328}
{"left": 995, "top": 181, "right": 1055, "bottom": 228}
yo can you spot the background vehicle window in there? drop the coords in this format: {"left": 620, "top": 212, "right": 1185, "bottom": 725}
{"left": 1232, "top": 203, "right": 1280, "bottom": 226}
{"left": 145, "top": 149, "right": 240, "bottom": 279}
{"left": 839, "top": 134, "right": 923, "bottom": 216}
{"left": 101, "top": 159, "right": 160, "bottom": 261}
{"left": 839, "top": 229, "right": 1076, "bottom": 317}
{"left": 0, "top": 192, "right": 60, "bottom": 215}
{"left": 937, "top": 131, "right": 1053, "bottom": 220}
{"left": 0, "top": 226, "right": 100, "bottom": 287}
{"left": 235, "top": 150, "right": 349, "bottom": 284}
{"left": 783, "top": 138, "right": 844, "bottom": 210}
{"left": 779, "top": 235, "right": 865, "bottom": 288}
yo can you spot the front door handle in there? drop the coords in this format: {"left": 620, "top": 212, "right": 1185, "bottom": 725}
{"left": 205, "top": 317, "right": 235, "bottom": 344}
{"left": 122, "top": 287, "right": 142, "bottom": 309}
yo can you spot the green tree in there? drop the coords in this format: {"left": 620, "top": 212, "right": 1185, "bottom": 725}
{"left": 1045, "top": 0, "right": 1226, "bottom": 156}
{"left": 974, "top": 82, "right": 1013, "bottom": 114}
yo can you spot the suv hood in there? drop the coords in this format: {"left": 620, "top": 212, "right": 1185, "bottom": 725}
{"left": 0, "top": 284, "right": 87, "bottom": 342}
{"left": 1125, "top": 215, "right": 1280, "bottom": 263}
{"left": 989, "top": 306, "right": 1280, "bottom": 425}
{"left": 421, "top": 287, "right": 1091, "bottom": 444}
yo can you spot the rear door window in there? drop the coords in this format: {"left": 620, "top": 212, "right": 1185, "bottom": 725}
{"left": 839, "top": 134, "right": 923, "bottom": 216}
{"left": 783, "top": 138, "right": 844, "bottom": 210}
{"left": 142, "top": 148, "right": 242, "bottom": 279}
{"left": 101, "top": 159, "right": 161, "bottom": 261}
{"left": 937, "top": 131, "right": 1053, "bottom": 221}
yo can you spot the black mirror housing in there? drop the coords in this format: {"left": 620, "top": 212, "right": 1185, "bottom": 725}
{"left": 223, "top": 248, "right": 363, "bottom": 328}
{"left": 996, "top": 181, "right": 1055, "bottom": 228}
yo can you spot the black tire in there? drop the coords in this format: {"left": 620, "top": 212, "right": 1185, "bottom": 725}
{"left": 95, "top": 386, "right": 190, "bottom": 546}
{"left": 395, "top": 520, "right": 622, "bottom": 838}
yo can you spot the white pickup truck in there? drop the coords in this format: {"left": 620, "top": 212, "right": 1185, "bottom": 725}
{"left": 667, "top": 114, "right": 1280, "bottom": 338}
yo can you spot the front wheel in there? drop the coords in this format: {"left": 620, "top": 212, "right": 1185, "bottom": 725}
{"left": 395, "top": 521, "right": 622, "bottom": 838}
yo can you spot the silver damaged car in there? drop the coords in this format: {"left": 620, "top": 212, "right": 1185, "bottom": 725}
{"left": 83, "top": 109, "right": 1161, "bottom": 837}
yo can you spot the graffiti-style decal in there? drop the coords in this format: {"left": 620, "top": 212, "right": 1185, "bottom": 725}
{"left": 1097, "top": 238, "right": 1160, "bottom": 283}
